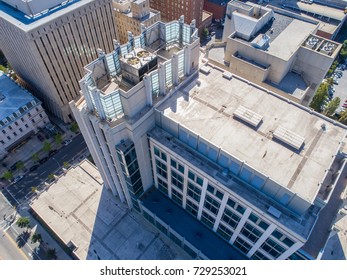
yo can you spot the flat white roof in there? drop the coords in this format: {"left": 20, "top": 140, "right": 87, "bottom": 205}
{"left": 30, "top": 161, "right": 189, "bottom": 260}
{"left": 158, "top": 67, "right": 347, "bottom": 203}
{"left": 268, "top": 19, "right": 317, "bottom": 60}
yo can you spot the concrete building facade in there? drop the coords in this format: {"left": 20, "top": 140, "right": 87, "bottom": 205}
{"left": 0, "top": 71, "right": 50, "bottom": 159}
{"left": 113, "top": 0, "right": 161, "bottom": 44}
{"left": 71, "top": 17, "right": 347, "bottom": 260}
{"left": 220, "top": 1, "right": 341, "bottom": 105}
{"left": 0, "top": 0, "right": 118, "bottom": 122}
{"left": 149, "top": 0, "right": 204, "bottom": 28}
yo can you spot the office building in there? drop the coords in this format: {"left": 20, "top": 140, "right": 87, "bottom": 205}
{"left": 149, "top": 0, "right": 204, "bottom": 28}
{"left": 0, "top": 71, "right": 50, "bottom": 159}
{"left": 219, "top": 1, "right": 341, "bottom": 105}
{"left": 0, "top": 0, "right": 118, "bottom": 122}
{"left": 71, "top": 17, "right": 347, "bottom": 260}
{"left": 113, "top": 0, "right": 161, "bottom": 44}
{"left": 203, "top": 0, "right": 227, "bottom": 20}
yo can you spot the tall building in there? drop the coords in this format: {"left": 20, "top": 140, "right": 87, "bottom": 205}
{"left": 0, "top": 0, "right": 118, "bottom": 122}
{"left": 149, "top": 0, "right": 204, "bottom": 28}
{"left": 0, "top": 71, "right": 50, "bottom": 159}
{"left": 113, "top": 0, "right": 161, "bottom": 44}
{"left": 71, "top": 18, "right": 347, "bottom": 260}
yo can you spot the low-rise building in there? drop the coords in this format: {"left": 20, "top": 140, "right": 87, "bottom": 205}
{"left": 113, "top": 0, "right": 161, "bottom": 44}
{"left": 221, "top": 1, "right": 341, "bottom": 105}
{"left": 0, "top": 71, "right": 49, "bottom": 159}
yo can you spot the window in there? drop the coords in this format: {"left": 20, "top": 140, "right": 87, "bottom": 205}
{"left": 157, "top": 177, "right": 168, "bottom": 195}
{"left": 21, "top": 118, "right": 24, "bottom": 122}
{"left": 25, "top": 124, "right": 29, "bottom": 128}
{"left": 15, "top": 121, "right": 18, "bottom": 126}
{"left": 155, "top": 159, "right": 167, "bottom": 178}
{"left": 186, "top": 199, "right": 198, "bottom": 217}
{"left": 201, "top": 211, "right": 215, "bottom": 229}
{"left": 187, "top": 181, "right": 201, "bottom": 202}
{"left": 240, "top": 222, "right": 262, "bottom": 243}
{"left": 171, "top": 170, "right": 184, "bottom": 190}
{"left": 2, "top": 130, "right": 5, "bottom": 134}
{"left": 271, "top": 230, "right": 295, "bottom": 247}
{"left": 207, "top": 184, "right": 224, "bottom": 200}
{"left": 204, "top": 195, "right": 220, "bottom": 215}
{"left": 234, "top": 237, "right": 252, "bottom": 254}
{"left": 31, "top": 119, "right": 35, "bottom": 123}
{"left": 249, "top": 213, "right": 269, "bottom": 230}
{"left": 7, "top": 136, "right": 11, "bottom": 140}
{"left": 13, "top": 132, "right": 17, "bottom": 137}
{"left": 153, "top": 146, "right": 167, "bottom": 161}
{"left": 39, "top": 114, "right": 43, "bottom": 118}
{"left": 217, "top": 223, "right": 232, "bottom": 241}
{"left": 171, "top": 158, "right": 184, "bottom": 173}
{"left": 171, "top": 188, "right": 183, "bottom": 205}
{"left": 252, "top": 250, "right": 270, "bottom": 260}
{"left": 8, "top": 125, "right": 12, "bottom": 130}
{"left": 260, "top": 238, "right": 286, "bottom": 259}
{"left": 222, "top": 208, "right": 241, "bottom": 229}
{"left": 188, "top": 170, "right": 203, "bottom": 186}
{"left": 0, "top": 140, "right": 4, "bottom": 144}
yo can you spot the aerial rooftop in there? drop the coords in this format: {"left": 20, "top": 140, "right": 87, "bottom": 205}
{"left": 0, "top": 71, "right": 40, "bottom": 121}
{"left": 157, "top": 67, "right": 347, "bottom": 204}
{"left": 30, "top": 160, "right": 190, "bottom": 260}
{"left": 0, "top": 0, "right": 88, "bottom": 29}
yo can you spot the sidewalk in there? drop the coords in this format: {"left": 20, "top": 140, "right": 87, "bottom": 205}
{"left": 10, "top": 202, "right": 72, "bottom": 260}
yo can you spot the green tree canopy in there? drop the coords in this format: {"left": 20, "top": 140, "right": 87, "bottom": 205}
{"left": 42, "top": 140, "right": 52, "bottom": 152}
{"left": 16, "top": 161, "right": 25, "bottom": 170}
{"left": 202, "top": 28, "right": 209, "bottom": 38}
{"left": 70, "top": 121, "right": 79, "bottom": 134}
{"left": 46, "top": 248, "right": 57, "bottom": 260}
{"left": 32, "top": 153, "right": 40, "bottom": 162}
{"left": 31, "top": 233, "right": 42, "bottom": 244}
{"left": 54, "top": 134, "right": 63, "bottom": 145}
{"left": 310, "top": 83, "right": 329, "bottom": 112}
{"left": 16, "top": 217, "right": 30, "bottom": 230}
{"left": 339, "top": 109, "right": 347, "bottom": 124}
{"left": 2, "top": 170, "right": 13, "bottom": 181}
{"left": 323, "top": 97, "right": 340, "bottom": 116}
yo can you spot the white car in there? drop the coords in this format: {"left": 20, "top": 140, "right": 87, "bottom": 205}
{"left": 63, "top": 139, "right": 72, "bottom": 146}
{"left": 12, "top": 175, "right": 23, "bottom": 184}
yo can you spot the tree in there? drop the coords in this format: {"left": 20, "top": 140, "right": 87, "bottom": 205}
{"left": 31, "top": 186, "right": 38, "bottom": 193}
{"left": 43, "top": 140, "right": 52, "bottom": 152}
{"left": 309, "top": 83, "right": 329, "bottom": 112}
{"left": 16, "top": 217, "right": 30, "bottom": 231}
{"left": 54, "top": 134, "right": 63, "bottom": 145}
{"left": 3, "top": 170, "right": 13, "bottom": 181}
{"left": 46, "top": 248, "right": 57, "bottom": 260}
{"left": 63, "top": 162, "right": 70, "bottom": 168}
{"left": 323, "top": 97, "right": 340, "bottom": 116}
{"left": 32, "top": 153, "right": 40, "bottom": 162}
{"left": 0, "top": 65, "right": 8, "bottom": 74}
{"left": 339, "top": 109, "right": 347, "bottom": 124}
{"left": 16, "top": 161, "right": 25, "bottom": 171}
{"left": 202, "top": 28, "right": 209, "bottom": 38}
{"left": 70, "top": 121, "right": 79, "bottom": 134}
{"left": 47, "top": 174, "right": 55, "bottom": 181}
{"left": 31, "top": 233, "right": 42, "bottom": 244}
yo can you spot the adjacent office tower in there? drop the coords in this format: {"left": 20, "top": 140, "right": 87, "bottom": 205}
{"left": 113, "top": 0, "right": 161, "bottom": 44}
{"left": 0, "top": 0, "right": 118, "bottom": 122}
{"left": 71, "top": 16, "right": 347, "bottom": 260}
{"left": 149, "top": 0, "right": 204, "bottom": 28}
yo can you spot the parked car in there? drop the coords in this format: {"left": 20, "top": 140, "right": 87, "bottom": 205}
{"left": 29, "top": 165, "right": 39, "bottom": 172}
{"left": 48, "top": 150, "right": 58, "bottom": 156}
{"left": 37, "top": 134, "right": 44, "bottom": 142}
{"left": 12, "top": 175, "right": 23, "bottom": 184}
{"left": 63, "top": 139, "right": 72, "bottom": 146}
{"left": 39, "top": 157, "right": 49, "bottom": 164}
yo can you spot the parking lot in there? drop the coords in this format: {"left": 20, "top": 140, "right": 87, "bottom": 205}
{"left": 329, "top": 62, "right": 347, "bottom": 113}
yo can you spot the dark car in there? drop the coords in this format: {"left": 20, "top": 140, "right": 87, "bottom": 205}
{"left": 37, "top": 134, "right": 45, "bottom": 142}
{"left": 39, "top": 157, "right": 49, "bottom": 164}
{"left": 29, "top": 165, "right": 39, "bottom": 172}
{"left": 48, "top": 150, "right": 57, "bottom": 157}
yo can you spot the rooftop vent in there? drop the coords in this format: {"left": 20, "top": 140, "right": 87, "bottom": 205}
{"left": 268, "top": 206, "right": 282, "bottom": 219}
{"left": 200, "top": 66, "right": 211, "bottom": 75}
{"left": 233, "top": 105, "right": 263, "bottom": 128}
{"left": 273, "top": 126, "right": 305, "bottom": 150}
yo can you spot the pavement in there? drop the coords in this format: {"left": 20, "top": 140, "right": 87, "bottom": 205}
{"left": 1, "top": 133, "right": 88, "bottom": 206}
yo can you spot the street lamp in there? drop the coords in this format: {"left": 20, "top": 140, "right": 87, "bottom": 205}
{"left": 52, "top": 157, "right": 61, "bottom": 169}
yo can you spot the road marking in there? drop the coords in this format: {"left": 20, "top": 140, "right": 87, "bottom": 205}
{"left": 3, "top": 230, "right": 29, "bottom": 260}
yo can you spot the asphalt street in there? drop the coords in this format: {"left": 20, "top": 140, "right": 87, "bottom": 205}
{"left": 1, "top": 133, "right": 87, "bottom": 206}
